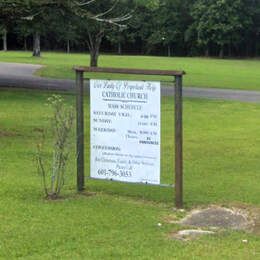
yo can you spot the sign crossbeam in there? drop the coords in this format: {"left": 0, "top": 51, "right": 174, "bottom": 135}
{"left": 74, "top": 66, "right": 185, "bottom": 76}
{"left": 74, "top": 66, "right": 185, "bottom": 208}
{"left": 86, "top": 177, "right": 174, "bottom": 188}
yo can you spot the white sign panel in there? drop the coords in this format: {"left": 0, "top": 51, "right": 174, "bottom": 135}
{"left": 90, "top": 79, "right": 161, "bottom": 184}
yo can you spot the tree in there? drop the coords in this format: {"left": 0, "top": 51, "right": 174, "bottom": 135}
{"left": 0, "top": 26, "right": 7, "bottom": 51}
{"left": 2, "top": 0, "right": 132, "bottom": 61}
{"left": 191, "top": 0, "right": 253, "bottom": 58}
{"left": 46, "top": 7, "right": 80, "bottom": 53}
{"left": 145, "top": 0, "right": 183, "bottom": 57}
{"left": 125, "top": 0, "right": 191, "bottom": 56}
{"left": 15, "top": 18, "right": 34, "bottom": 51}
{"left": 19, "top": 0, "right": 78, "bottom": 56}
{"left": 75, "top": 0, "right": 133, "bottom": 67}
{"left": 106, "top": 27, "right": 124, "bottom": 54}
{"left": 126, "top": 1, "right": 158, "bottom": 54}
{"left": 0, "top": 0, "right": 259, "bottom": 58}
{"left": 20, "top": 0, "right": 57, "bottom": 57}
{"left": 0, "top": 0, "right": 24, "bottom": 51}
{"left": 246, "top": 0, "right": 260, "bottom": 56}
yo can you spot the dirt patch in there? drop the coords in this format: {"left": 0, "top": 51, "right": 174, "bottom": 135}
{"left": 42, "top": 191, "right": 97, "bottom": 203}
{"left": 0, "top": 129, "right": 19, "bottom": 137}
{"left": 77, "top": 191, "right": 97, "bottom": 197}
{"left": 179, "top": 206, "right": 255, "bottom": 232}
{"left": 33, "top": 127, "right": 44, "bottom": 133}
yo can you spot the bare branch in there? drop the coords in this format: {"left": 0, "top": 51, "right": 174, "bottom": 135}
{"left": 93, "top": 0, "right": 119, "bottom": 19}
{"left": 74, "top": 0, "right": 132, "bottom": 28}
{"left": 91, "top": 12, "right": 133, "bottom": 28}
{"left": 74, "top": 0, "right": 97, "bottom": 6}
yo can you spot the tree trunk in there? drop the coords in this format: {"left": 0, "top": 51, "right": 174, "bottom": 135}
{"left": 118, "top": 42, "right": 122, "bottom": 55}
{"left": 90, "top": 48, "right": 99, "bottom": 67}
{"left": 205, "top": 47, "right": 209, "bottom": 57}
{"left": 219, "top": 45, "right": 224, "bottom": 58}
{"left": 246, "top": 42, "right": 250, "bottom": 57}
{"left": 24, "top": 37, "right": 27, "bottom": 51}
{"left": 228, "top": 43, "right": 232, "bottom": 57}
{"left": 88, "top": 31, "right": 104, "bottom": 67}
{"left": 167, "top": 44, "right": 171, "bottom": 57}
{"left": 2, "top": 29, "right": 7, "bottom": 51}
{"left": 255, "top": 42, "right": 258, "bottom": 57}
{"left": 254, "top": 32, "right": 258, "bottom": 57}
{"left": 33, "top": 32, "right": 41, "bottom": 57}
{"left": 67, "top": 39, "right": 70, "bottom": 54}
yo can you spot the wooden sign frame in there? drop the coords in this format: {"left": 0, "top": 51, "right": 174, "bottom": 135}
{"left": 74, "top": 66, "right": 185, "bottom": 208}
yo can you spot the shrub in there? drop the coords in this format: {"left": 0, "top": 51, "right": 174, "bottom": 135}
{"left": 36, "top": 95, "right": 74, "bottom": 199}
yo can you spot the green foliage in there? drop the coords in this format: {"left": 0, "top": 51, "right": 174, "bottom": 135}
{"left": 1, "top": 0, "right": 260, "bottom": 57}
{"left": 134, "top": 0, "right": 160, "bottom": 9}
{"left": 142, "top": 0, "right": 190, "bottom": 54}
{"left": 191, "top": 0, "right": 253, "bottom": 56}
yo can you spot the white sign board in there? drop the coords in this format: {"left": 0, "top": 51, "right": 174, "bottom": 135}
{"left": 90, "top": 80, "right": 161, "bottom": 185}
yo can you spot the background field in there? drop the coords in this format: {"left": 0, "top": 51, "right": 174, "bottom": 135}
{"left": 0, "top": 89, "right": 259, "bottom": 258}
{"left": 0, "top": 51, "right": 260, "bottom": 90}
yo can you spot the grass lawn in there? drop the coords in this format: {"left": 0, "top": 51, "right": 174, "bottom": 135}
{"left": 0, "top": 51, "right": 260, "bottom": 90}
{"left": 0, "top": 89, "right": 259, "bottom": 258}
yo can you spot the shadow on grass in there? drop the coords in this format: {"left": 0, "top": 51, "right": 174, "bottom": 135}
{"left": 85, "top": 179, "right": 175, "bottom": 204}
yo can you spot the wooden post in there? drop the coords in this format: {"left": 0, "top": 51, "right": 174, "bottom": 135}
{"left": 174, "top": 75, "right": 183, "bottom": 208}
{"left": 76, "top": 70, "right": 85, "bottom": 191}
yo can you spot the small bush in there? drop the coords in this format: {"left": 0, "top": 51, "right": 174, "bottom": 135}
{"left": 36, "top": 95, "right": 74, "bottom": 199}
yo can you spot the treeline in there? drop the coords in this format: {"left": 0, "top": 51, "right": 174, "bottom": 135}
{"left": 0, "top": 0, "right": 260, "bottom": 65}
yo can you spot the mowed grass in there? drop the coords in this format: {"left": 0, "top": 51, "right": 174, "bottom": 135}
{"left": 1, "top": 51, "right": 260, "bottom": 90}
{"left": 0, "top": 90, "right": 259, "bottom": 258}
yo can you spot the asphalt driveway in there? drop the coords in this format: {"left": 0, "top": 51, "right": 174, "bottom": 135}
{"left": 1, "top": 62, "right": 260, "bottom": 103}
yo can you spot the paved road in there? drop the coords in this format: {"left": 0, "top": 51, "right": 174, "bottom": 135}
{"left": 1, "top": 62, "right": 260, "bottom": 103}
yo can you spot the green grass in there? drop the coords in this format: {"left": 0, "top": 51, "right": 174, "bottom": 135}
{"left": 0, "top": 51, "right": 260, "bottom": 90}
{"left": 0, "top": 89, "right": 259, "bottom": 258}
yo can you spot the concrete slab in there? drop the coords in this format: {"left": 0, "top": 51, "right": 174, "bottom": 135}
{"left": 171, "top": 229, "right": 215, "bottom": 241}
{"left": 179, "top": 206, "right": 254, "bottom": 231}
